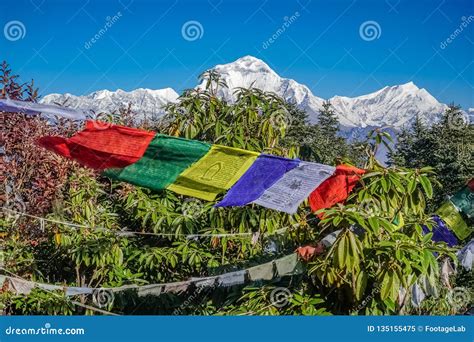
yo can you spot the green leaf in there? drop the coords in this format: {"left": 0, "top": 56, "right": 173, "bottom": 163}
{"left": 408, "top": 176, "right": 417, "bottom": 194}
{"left": 419, "top": 175, "right": 433, "bottom": 199}
{"left": 336, "top": 235, "right": 347, "bottom": 269}
{"left": 355, "top": 270, "right": 368, "bottom": 300}
{"left": 380, "top": 272, "right": 392, "bottom": 300}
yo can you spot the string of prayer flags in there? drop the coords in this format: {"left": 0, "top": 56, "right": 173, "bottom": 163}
{"left": 252, "top": 162, "right": 336, "bottom": 214}
{"left": 1, "top": 254, "right": 302, "bottom": 298}
{"left": 309, "top": 164, "right": 366, "bottom": 217}
{"left": 104, "top": 134, "right": 211, "bottom": 191}
{"left": 422, "top": 215, "right": 458, "bottom": 247}
{"left": 38, "top": 121, "right": 361, "bottom": 213}
{"left": 167, "top": 145, "right": 259, "bottom": 201}
{"left": 215, "top": 154, "right": 300, "bottom": 207}
{"left": 436, "top": 201, "right": 471, "bottom": 240}
{"left": 0, "top": 98, "right": 90, "bottom": 120}
{"left": 39, "top": 121, "right": 155, "bottom": 170}
{"left": 450, "top": 184, "right": 473, "bottom": 218}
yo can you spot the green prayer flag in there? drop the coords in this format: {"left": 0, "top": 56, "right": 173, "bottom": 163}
{"left": 450, "top": 186, "right": 473, "bottom": 218}
{"left": 275, "top": 253, "right": 304, "bottom": 276}
{"left": 103, "top": 134, "right": 211, "bottom": 191}
{"left": 248, "top": 261, "right": 275, "bottom": 281}
{"left": 436, "top": 201, "right": 471, "bottom": 240}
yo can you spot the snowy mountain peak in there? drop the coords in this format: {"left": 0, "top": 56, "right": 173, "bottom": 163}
{"left": 199, "top": 56, "right": 324, "bottom": 116}
{"left": 42, "top": 87, "right": 179, "bottom": 120}
{"left": 396, "top": 81, "right": 418, "bottom": 90}
{"left": 218, "top": 55, "right": 276, "bottom": 75}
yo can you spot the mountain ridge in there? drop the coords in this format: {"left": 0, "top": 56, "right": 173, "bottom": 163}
{"left": 41, "top": 55, "right": 452, "bottom": 130}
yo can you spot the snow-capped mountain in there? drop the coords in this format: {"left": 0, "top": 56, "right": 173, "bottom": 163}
{"left": 329, "top": 82, "right": 447, "bottom": 128}
{"left": 196, "top": 55, "right": 325, "bottom": 120}
{"left": 41, "top": 88, "right": 179, "bottom": 121}
{"left": 41, "top": 55, "right": 450, "bottom": 132}
{"left": 198, "top": 56, "right": 448, "bottom": 129}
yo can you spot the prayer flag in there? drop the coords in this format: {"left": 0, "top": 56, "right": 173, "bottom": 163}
{"left": 104, "top": 134, "right": 211, "bottom": 191}
{"left": 422, "top": 215, "right": 458, "bottom": 247}
{"left": 436, "top": 201, "right": 471, "bottom": 240}
{"left": 0, "top": 98, "right": 90, "bottom": 120}
{"left": 167, "top": 145, "right": 259, "bottom": 201}
{"left": 450, "top": 186, "right": 473, "bottom": 218}
{"left": 137, "top": 284, "right": 165, "bottom": 297}
{"left": 309, "top": 164, "right": 365, "bottom": 216}
{"left": 275, "top": 253, "right": 304, "bottom": 276}
{"left": 192, "top": 277, "right": 217, "bottom": 288}
{"left": 215, "top": 154, "right": 300, "bottom": 207}
{"left": 252, "top": 161, "right": 336, "bottom": 214}
{"left": 218, "top": 270, "right": 247, "bottom": 287}
{"left": 39, "top": 120, "right": 155, "bottom": 170}
{"left": 457, "top": 239, "right": 473, "bottom": 271}
{"left": 163, "top": 281, "right": 190, "bottom": 294}
{"left": 248, "top": 261, "right": 275, "bottom": 282}
{"left": 411, "top": 283, "right": 425, "bottom": 307}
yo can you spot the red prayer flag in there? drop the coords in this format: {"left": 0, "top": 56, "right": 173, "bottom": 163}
{"left": 38, "top": 120, "right": 155, "bottom": 170}
{"left": 467, "top": 178, "right": 474, "bottom": 191}
{"left": 309, "top": 164, "right": 366, "bottom": 217}
{"left": 296, "top": 244, "right": 324, "bottom": 261}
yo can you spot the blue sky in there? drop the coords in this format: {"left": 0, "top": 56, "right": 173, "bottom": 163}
{"left": 1, "top": 0, "right": 473, "bottom": 108}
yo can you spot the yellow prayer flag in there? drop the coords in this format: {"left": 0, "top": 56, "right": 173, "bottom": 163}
{"left": 167, "top": 145, "right": 259, "bottom": 201}
{"left": 54, "top": 233, "right": 62, "bottom": 245}
{"left": 436, "top": 201, "right": 471, "bottom": 240}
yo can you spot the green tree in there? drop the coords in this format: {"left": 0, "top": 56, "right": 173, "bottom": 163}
{"left": 389, "top": 105, "right": 473, "bottom": 209}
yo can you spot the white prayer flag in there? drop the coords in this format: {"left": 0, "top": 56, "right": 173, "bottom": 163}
{"left": 0, "top": 98, "right": 91, "bottom": 120}
{"left": 252, "top": 162, "right": 335, "bottom": 214}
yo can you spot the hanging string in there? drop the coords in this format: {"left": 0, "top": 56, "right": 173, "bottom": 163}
{"left": 3, "top": 207, "right": 310, "bottom": 239}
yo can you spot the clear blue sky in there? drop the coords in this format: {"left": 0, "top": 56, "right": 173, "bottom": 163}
{"left": 1, "top": 0, "right": 473, "bottom": 108}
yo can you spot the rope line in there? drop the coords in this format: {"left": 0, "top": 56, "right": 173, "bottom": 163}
{"left": 2, "top": 207, "right": 307, "bottom": 238}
